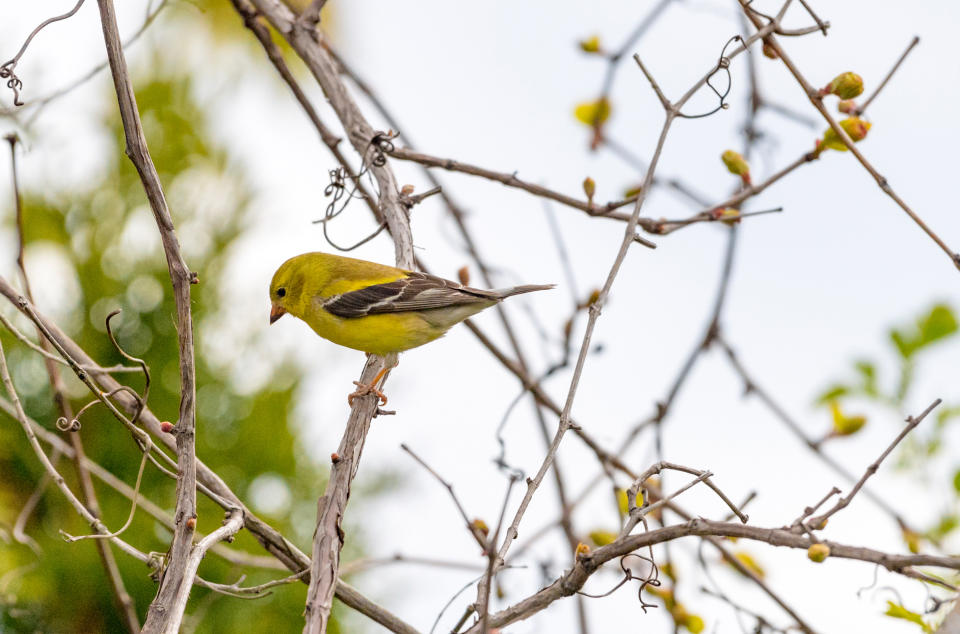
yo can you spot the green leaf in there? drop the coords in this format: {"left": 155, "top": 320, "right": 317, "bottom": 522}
{"left": 927, "top": 513, "right": 959, "bottom": 540}
{"left": 683, "top": 614, "right": 705, "bottom": 633}
{"left": 937, "top": 405, "right": 960, "bottom": 428}
{"left": 574, "top": 98, "right": 611, "bottom": 127}
{"left": 883, "top": 601, "right": 932, "bottom": 632}
{"left": 815, "top": 384, "right": 850, "bottom": 405}
{"left": 918, "top": 304, "right": 958, "bottom": 346}
{"left": 895, "top": 360, "right": 915, "bottom": 404}
{"left": 579, "top": 35, "right": 601, "bottom": 53}
{"left": 890, "top": 328, "right": 916, "bottom": 359}
{"left": 830, "top": 401, "right": 867, "bottom": 436}
{"left": 889, "top": 304, "right": 958, "bottom": 359}
{"left": 588, "top": 530, "right": 617, "bottom": 546}
{"left": 853, "top": 360, "right": 878, "bottom": 396}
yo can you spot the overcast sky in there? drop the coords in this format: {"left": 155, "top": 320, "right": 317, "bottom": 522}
{"left": 2, "top": 1, "right": 959, "bottom": 632}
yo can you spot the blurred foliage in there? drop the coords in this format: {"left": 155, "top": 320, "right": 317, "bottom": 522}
{"left": 884, "top": 601, "right": 933, "bottom": 632}
{"left": 814, "top": 302, "right": 960, "bottom": 600}
{"left": 573, "top": 98, "right": 611, "bottom": 127}
{"left": 0, "top": 66, "right": 364, "bottom": 632}
{"left": 816, "top": 303, "right": 958, "bottom": 409}
{"left": 173, "top": 0, "right": 335, "bottom": 51}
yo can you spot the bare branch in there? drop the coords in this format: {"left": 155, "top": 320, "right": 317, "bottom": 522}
{"left": 61, "top": 445, "right": 149, "bottom": 544}
{"left": 856, "top": 36, "right": 920, "bottom": 115}
{"left": 388, "top": 146, "right": 637, "bottom": 222}
{"left": 400, "top": 444, "right": 487, "bottom": 548}
{"left": 197, "top": 569, "right": 309, "bottom": 598}
{"left": 717, "top": 336, "right": 923, "bottom": 533}
{"left": 7, "top": 133, "right": 141, "bottom": 631}
{"left": 810, "top": 399, "right": 941, "bottom": 527}
{"left": 471, "top": 517, "right": 960, "bottom": 632}
{"left": 620, "top": 462, "right": 747, "bottom": 539}
{"left": 0, "top": 338, "right": 149, "bottom": 566}
{"left": 164, "top": 510, "right": 245, "bottom": 633}
{"left": 739, "top": 2, "right": 960, "bottom": 270}
{"left": 92, "top": 0, "right": 204, "bottom": 627}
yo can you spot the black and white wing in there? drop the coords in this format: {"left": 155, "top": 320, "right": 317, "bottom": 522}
{"left": 322, "top": 272, "right": 498, "bottom": 318}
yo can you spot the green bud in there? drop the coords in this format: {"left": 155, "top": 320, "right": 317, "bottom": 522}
{"left": 821, "top": 72, "right": 864, "bottom": 99}
{"left": 815, "top": 117, "right": 872, "bottom": 155}
{"left": 837, "top": 99, "right": 858, "bottom": 115}
{"left": 721, "top": 150, "right": 751, "bottom": 185}
{"left": 582, "top": 176, "right": 596, "bottom": 202}
{"left": 579, "top": 35, "right": 601, "bottom": 53}
{"left": 807, "top": 543, "right": 830, "bottom": 562}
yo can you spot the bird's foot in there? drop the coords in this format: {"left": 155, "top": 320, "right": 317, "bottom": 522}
{"left": 347, "top": 365, "right": 390, "bottom": 407}
{"left": 348, "top": 381, "right": 388, "bottom": 407}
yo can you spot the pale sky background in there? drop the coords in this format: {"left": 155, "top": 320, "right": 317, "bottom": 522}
{"left": 2, "top": 1, "right": 959, "bottom": 632}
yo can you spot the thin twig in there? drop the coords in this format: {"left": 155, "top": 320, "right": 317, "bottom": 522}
{"left": 810, "top": 399, "right": 941, "bottom": 527}
{"left": 197, "top": 568, "right": 309, "bottom": 598}
{"left": 61, "top": 444, "right": 150, "bottom": 544}
{"left": 388, "top": 146, "right": 637, "bottom": 221}
{"left": 0, "top": 395, "right": 284, "bottom": 570}
{"left": 7, "top": 133, "right": 141, "bottom": 631}
{"left": 165, "top": 509, "right": 245, "bottom": 632}
{"left": 717, "top": 335, "right": 923, "bottom": 533}
{"left": 0, "top": 338, "right": 149, "bottom": 565}
{"left": 740, "top": 2, "right": 960, "bottom": 270}
{"left": 0, "top": 312, "right": 139, "bottom": 373}
{"left": 477, "top": 476, "right": 519, "bottom": 634}
{"left": 400, "top": 444, "right": 487, "bottom": 547}
{"left": 856, "top": 36, "right": 920, "bottom": 116}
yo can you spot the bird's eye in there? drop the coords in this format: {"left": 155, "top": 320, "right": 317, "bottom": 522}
{"left": 276, "top": 288, "right": 286, "bottom": 298}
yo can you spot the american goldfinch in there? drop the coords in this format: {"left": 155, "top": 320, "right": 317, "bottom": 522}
{"left": 269, "top": 252, "right": 553, "bottom": 403}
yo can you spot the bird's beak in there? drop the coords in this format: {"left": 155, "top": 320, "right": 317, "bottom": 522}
{"left": 269, "top": 304, "right": 286, "bottom": 324}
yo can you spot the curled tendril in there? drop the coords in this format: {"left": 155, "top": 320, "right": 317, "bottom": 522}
{"left": 677, "top": 35, "right": 743, "bottom": 120}
{"left": 312, "top": 131, "right": 401, "bottom": 252}
{"left": 0, "top": 64, "right": 23, "bottom": 106}
{"left": 56, "top": 416, "right": 80, "bottom": 432}
{"left": 577, "top": 552, "right": 661, "bottom": 611}
{"left": 315, "top": 166, "right": 387, "bottom": 251}
{"left": 147, "top": 551, "right": 167, "bottom": 581}
{"left": 105, "top": 310, "right": 150, "bottom": 424}
{"left": 53, "top": 310, "right": 151, "bottom": 434}
{"left": 61, "top": 386, "right": 143, "bottom": 434}
{"left": 1, "top": 0, "right": 87, "bottom": 107}
{"left": 367, "top": 130, "right": 396, "bottom": 167}
{"left": 856, "top": 563, "right": 881, "bottom": 598}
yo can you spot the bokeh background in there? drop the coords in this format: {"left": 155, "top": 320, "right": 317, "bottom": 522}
{"left": 1, "top": 0, "right": 958, "bottom": 632}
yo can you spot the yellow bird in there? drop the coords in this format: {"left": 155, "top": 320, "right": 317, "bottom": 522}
{"left": 269, "top": 252, "right": 553, "bottom": 404}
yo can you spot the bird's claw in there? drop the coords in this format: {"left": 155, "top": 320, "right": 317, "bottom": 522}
{"left": 348, "top": 380, "right": 388, "bottom": 407}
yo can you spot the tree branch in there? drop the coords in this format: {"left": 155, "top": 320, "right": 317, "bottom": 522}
{"left": 470, "top": 518, "right": 960, "bottom": 632}
{"left": 739, "top": 2, "right": 960, "bottom": 270}
{"left": 234, "top": 2, "right": 418, "bottom": 631}
{"left": 93, "top": 0, "right": 201, "bottom": 629}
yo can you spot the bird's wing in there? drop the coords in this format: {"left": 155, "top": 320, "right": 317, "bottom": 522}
{"left": 323, "top": 272, "right": 497, "bottom": 318}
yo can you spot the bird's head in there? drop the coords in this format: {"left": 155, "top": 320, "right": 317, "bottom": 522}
{"left": 269, "top": 255, "right": 308, "bottom": 324}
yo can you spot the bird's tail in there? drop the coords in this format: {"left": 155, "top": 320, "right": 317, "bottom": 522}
{"left": 494, "top": 284, "right": 555, "bottom": 299}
